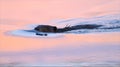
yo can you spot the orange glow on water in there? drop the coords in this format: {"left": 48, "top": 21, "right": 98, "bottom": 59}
{"left": 1, "top": 30, "right": 120, "bottom": 52}
{"left": 1, "top": 0, "right": 119, "bottom": 23}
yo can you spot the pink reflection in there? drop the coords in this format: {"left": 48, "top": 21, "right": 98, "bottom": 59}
{"left": 1, "top": 0, "right": 120, "bottom": 23}
{"left": 0, "top": 0, "right": 120, "bottom": 65}
{"left": 0, "top": 31, "right": 120, "bottom": 52}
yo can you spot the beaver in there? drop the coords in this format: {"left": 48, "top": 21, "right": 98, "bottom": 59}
{"left": 34, "top": 24, "right": 102, "bottom": 33}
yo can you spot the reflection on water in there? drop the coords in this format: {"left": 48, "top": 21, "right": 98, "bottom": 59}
{"left": 0, "top": 42, "right": 120, "bottom": 66}
{"left": 0, "top": 0, "right": 120, "bottom": 66}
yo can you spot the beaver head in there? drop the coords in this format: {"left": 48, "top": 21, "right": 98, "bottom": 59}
{"left": 34, "top": 25, "right": 57, "bottom": 33}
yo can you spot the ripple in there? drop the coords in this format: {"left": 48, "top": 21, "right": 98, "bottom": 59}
{"left": 7, "top": 30, "right": 64, "bottom": 38}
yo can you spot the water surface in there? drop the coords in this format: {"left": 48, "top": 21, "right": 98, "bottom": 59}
{"left": 0, "top": 0, "right": 120, "bottom": 66}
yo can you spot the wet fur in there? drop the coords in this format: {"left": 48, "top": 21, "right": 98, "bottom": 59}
{"left": 34, "top": 24, "right": 102, "bottom": 36}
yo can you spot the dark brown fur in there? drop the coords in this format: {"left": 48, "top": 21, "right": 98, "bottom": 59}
{"left": 34, "top": 25, "right": 57, "bottom": 33}
{"left": 34, "top": 24, "right": 102, "bottom": 33}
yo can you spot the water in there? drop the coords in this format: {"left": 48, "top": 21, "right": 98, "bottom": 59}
{"left": 0, "top": 0, "right": 120, "bottom": 67}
